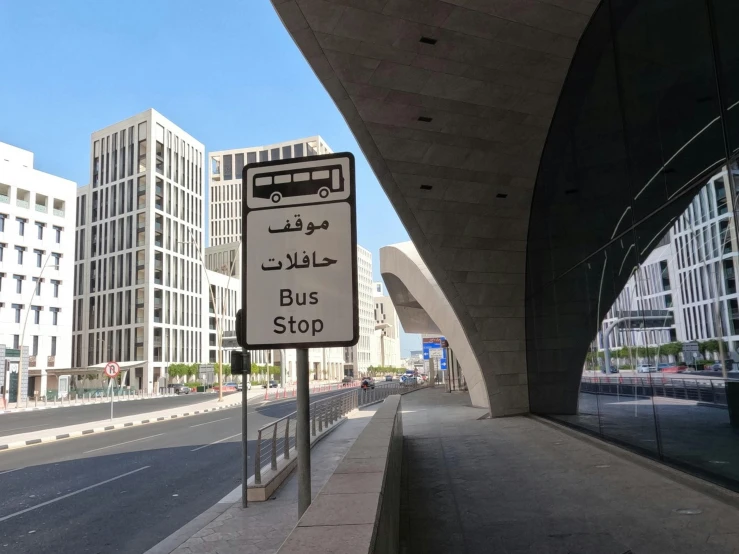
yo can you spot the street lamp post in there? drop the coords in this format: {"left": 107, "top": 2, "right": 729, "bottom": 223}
{"left": 18, "top": 253, "right": 59, "bottom": 406}
{"left": 179, "top": 235, "right": 242, "bottom": 402}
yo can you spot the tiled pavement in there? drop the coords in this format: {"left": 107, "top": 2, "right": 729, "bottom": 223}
{"left": 400, "top": 387, "right": 739, "bottom": 554}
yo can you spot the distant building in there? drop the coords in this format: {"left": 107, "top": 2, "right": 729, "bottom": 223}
{"left": 371, "top": 281, "right": 402, "bottom": 368}
{"left": 208, "top": 136, "right": 332, "bottom": 247}
{"left": 0, "top": 142, "right": 76, "bottom": 397}
{"left": 599, "top": 168, "right": 739, "bottom": 356}
{"left": 344, "top": 245, "right": 374, "bottom": 377}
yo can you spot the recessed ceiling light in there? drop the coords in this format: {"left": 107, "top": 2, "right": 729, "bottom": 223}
{"left": 420, "top": 185, "right": 433, "bottom": 190}
{"left": 496, "top": 193, "right": 508, "bottom": 199}
{"left": 419, "top": 37, "right": 437, "bottom": 45}
{"left": 418, "top": 116, "right": 433, "bottom": 123}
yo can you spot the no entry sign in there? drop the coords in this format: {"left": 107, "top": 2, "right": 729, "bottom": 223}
{"left": 103, "top": 361, "right": 120, "bottom": 378}
{"left": 242, "top": 153, "right": 359, "bottom": 349}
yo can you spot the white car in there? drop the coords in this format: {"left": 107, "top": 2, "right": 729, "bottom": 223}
{"left": 636, "top": 365, "right": 656, "bottom": 373}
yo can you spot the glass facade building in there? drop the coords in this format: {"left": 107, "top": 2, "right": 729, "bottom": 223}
{"left": 525, "top": 0, "right": 739, "bottom": 491}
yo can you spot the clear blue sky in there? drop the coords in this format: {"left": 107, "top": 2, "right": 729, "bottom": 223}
{"left": 0, "top": 0, "right": 420, "bottom": 356}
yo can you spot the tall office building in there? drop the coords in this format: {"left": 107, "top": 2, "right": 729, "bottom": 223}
{"left": 208, "top": 136, "right": 332, "bottom": 246}
{"left": 0, "top": 142, "right": 76, "bottom": 398}
{"left": 371, "top": 281, "right": 402, "bottom": 368}
{"left": 73, "top": 109, "right": 206, "bottom": 392}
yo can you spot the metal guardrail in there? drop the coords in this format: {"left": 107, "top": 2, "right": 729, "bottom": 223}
{"left": 253, "top": 382, "right": 423, "bottom": 485}
{"left": 581, "top": 375, "right": 728, "bottom": 406}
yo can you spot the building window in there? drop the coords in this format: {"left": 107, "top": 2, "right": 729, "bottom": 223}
{"left": 0, "top": 242, "right": 4, "bottom": 262}
{"left": 52, "top": 279, "right": 60, "bottom": 298}
{"left": 32, "top": 277, "right": 41, "bottom": 295}
{"left": 17, "top": 217, "right": 26, "bottom": 236}
{"left": 32, "top": 305, "right": 41, "bottom": 324}
{"left": 13, "top": 274, "right": 23, "bottom": 294}
{"left": 51, "top": 307, "right": 60, "bottom": 326}
{"left": 51, "top": 336, "right": 57, "bottom": 356}
{"left": 51, "top": 252, "right": 61, "bottom": 267}
{"left": 32, "top": 335, "right": 38, "bottom": 356}
{"left": 34, "top": 249, "right": 44, "bottom": 267}
{"left": 12, "top": 303, "right": 22, "bottom": 323}
{"left": 12, "top": 335, "right": 19, "bottom": 349}
{"left": 223, "top": 154, "right": 232, "bottom": 180}
{"left": 36, "top": 221, "right": 45, "bottom": 240}
{"left": 0, "top": 214, "right": 5, "bottom": 232}
{"left": 259, "top": 150, "right": 268, "bottom": 162}
{"left": 15, "top": 246, "right": 25, "bottom": 265}
{"left": 54, "top": 225, "right": 62, "bottom": 243}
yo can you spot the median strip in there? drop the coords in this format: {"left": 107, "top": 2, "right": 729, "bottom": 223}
{"left": 0, "top": 399, "right": 244, "bottom": 453}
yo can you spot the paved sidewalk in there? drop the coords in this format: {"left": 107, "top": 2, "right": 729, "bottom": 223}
{"left": 400, "top": 387, "right": 739, "bottom": 554}
{"left": 150, "top": 405, "right": 380, "bottom": 554}
{"left": 0, "top": 395, "right": 244, "bottom": 451}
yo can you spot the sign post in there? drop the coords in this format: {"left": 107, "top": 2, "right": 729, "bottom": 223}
{"left": 103, "top": 361, "right": 121, "bottom": 421}
{"left": 241, "top": 153, "right": 359, "bottom": 518}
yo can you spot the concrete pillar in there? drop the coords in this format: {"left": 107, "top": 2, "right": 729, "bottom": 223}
{"left": 40, "top": 369, "right": 48, "bottom": 397}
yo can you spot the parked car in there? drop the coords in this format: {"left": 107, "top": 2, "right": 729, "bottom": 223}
{"left": 601, "top": 366, "right": 620, "bottom": 374}
{"left": 263, "top": 380, "right": 279, "bottom": 388}
{"left": 236, "top": 382, "right": 243, "bottom": 391}
{"left": 657, "top": 363, "right": 672, "bottom": 372}
{"left": 660, "top": 365, "right": 686, "bottom": 374}
{"left": 225, "top": 382, "right": 238, "bottom": 390}
{"left": 385, "top": 375, "right": 393, "bottom": 382}
{"left": 636, "top": 365, "right": 655, "bottom": 373}
{"left": 172, "top": 383, "right": 191, "bottom": 395}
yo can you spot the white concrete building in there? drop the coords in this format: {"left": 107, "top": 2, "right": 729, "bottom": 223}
{"left": 344, "top": 245, "right": 374, "bottom": 377}
{"left": 0, "top": 142, "right": 76, "bottom": 396}
{"left": 205, "top": 241, "right": 240, "bottom": 278}
{"left": 371, "top": 281, "right": 402, "bottom": 368}
{"left": 73, "top": 109, "right": 206, "bottom": 392}
{"left": 598, "top": 168, "right": 739, "bottom": 356}
{"left": 208, "top": 136, "right": 332, "bottom": 247}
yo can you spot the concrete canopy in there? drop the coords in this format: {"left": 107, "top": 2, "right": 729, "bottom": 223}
{"left": 380, "top": 242, "right": 489, "bottom": 410}
{"left": 272, "top": 0, "right": 597, "bottom": 416}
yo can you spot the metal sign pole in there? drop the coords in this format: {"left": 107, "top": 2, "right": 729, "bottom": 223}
{"left": 242, "top": 351, "right": 248, "bottom": 509}
{"left": 110, "top": 377, "right": 114, "bottom": 421}
{"left": 296, "top": 348, "right": 311, "bottom": 517}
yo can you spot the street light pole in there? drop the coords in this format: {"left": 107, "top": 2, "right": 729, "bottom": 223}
{"left": 18, "top": 253, "right": 59, "bottom": 406}
{"left": 180, "top": 233, "right": 223, "bottom": 402}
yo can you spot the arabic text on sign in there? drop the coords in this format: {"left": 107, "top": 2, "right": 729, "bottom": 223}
{"left": 261, "top": 251, "right": 338, "bottom": 271}
{"left": 268, "top": 215, "right": 330, "bottom": 236}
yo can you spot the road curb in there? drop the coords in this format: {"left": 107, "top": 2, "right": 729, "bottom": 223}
{"left": 0, "top": 401, "right": 243, "bottom": 452}
{"left": 0, "top": 394, "right": 182, "bottom": 414}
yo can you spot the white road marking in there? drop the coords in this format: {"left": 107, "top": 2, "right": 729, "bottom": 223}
{"left": 0, "top": 466, "right": 150, "bottom": 523}
{"left": 191, "top": 433, "right": 241, "bottom": 452}
{"left": 0, "top": 468, "right": 22, "bottom": 476}
{"left": 84, "top": 433, "right": 164, "bottom": 454}
{"left": 189, "top": 417, "right": 230, "bottom": 428}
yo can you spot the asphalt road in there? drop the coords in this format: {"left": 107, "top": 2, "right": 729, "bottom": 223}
{"left": 0, "top": 393, "right": 241, "bottom": 438}
{"left": 0, "top": 388, "right": 353, "bottom": 554}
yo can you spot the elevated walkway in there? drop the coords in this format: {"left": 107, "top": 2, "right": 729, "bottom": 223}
{"left": 400, "top": 387, "right": 739, "bottom": 554}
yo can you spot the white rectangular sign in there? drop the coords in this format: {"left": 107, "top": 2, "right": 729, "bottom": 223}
{"left": 428, "top": 348, "right": 444, "bottom": 359}
{"left": 243, "top": 153, "right": 358, "bottom": 349}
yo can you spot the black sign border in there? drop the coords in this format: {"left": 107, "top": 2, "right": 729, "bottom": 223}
{"left": 241, "top": 152, "right": 359, "bottom": 350}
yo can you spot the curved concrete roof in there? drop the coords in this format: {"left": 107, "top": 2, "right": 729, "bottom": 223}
{"left": 272, "top": 0, "right": 597, "bottom": 415}
{"left": 380, "top": 242, "right": 490, "bottom": 411}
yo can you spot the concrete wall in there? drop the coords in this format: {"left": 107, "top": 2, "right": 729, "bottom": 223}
{"left": 278, "top": 395, "right": 403, "bottom": 554}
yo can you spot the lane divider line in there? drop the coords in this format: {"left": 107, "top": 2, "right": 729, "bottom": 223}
{"left": 84, "top": 433, "right": 165, "bottom": 454}
{"left": 189, "top": 417, "right": 230, "bottom": 429}
{"left": 0, "top": 465, "right": 150, "bottom": 523}
{"left": 191, "top": 433, "right": 241, "bottom": 452}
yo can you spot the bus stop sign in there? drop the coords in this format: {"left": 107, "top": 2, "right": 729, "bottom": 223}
{"left": 242, "top": 153, "right": 359, "bottom": 350}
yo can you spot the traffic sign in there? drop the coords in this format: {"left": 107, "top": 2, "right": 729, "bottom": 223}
{"left": 103, "top": 361, "right": 120, "bottom": 378}
{"left": 242, "top": 153, "right": 359, "bottom": 349}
